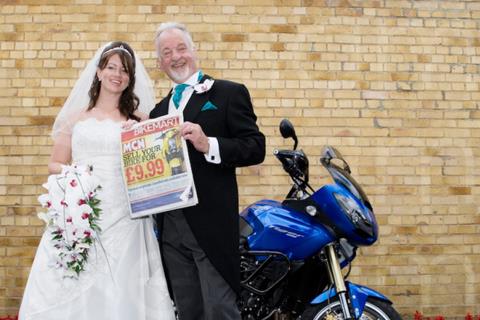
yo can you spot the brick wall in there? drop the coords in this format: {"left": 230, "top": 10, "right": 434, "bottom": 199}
{"left": 1, "top": 1, "right": 479, "bottom": 318}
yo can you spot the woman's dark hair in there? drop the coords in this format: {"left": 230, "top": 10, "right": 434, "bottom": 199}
{"left": 88, "top": 41, "right": 140, "bottom": 121}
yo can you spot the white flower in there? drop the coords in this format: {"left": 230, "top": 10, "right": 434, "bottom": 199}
{"left": 37, "top": 164, "right": 102, "bottom": 279}
{"left": 63, "top": 269, "right": 78, "bottom": 279}
{"left": 193, "top": 79, "right": 214, "bottom": 94}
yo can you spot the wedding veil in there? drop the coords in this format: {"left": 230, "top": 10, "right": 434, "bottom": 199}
{"left": 51, "top": 42, "right": 156, "bottom": 139}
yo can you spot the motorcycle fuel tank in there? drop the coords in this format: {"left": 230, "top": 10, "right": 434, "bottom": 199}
{"left": 240, "top": 200, "right": 334, "bottom": 260}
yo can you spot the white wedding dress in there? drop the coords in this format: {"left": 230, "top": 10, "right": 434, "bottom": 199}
{"left": 19, "top": 118, "right": 176, "bottom": 320}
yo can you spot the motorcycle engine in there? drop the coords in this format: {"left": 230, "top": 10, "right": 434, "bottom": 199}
{"left": 238, "top": 251, "right": 290, "bottom": 319}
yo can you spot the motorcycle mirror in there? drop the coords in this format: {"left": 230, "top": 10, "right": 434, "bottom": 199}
{"left": 279, "top": 119, "right": 298, "bottom": 150}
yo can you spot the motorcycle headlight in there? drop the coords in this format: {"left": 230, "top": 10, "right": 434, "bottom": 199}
{"left": 333, "top": 193, "right": 366, "bottom": 225}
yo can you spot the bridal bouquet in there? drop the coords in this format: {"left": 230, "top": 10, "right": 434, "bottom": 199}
{"left": 37, "top": 164, "right": 102, "bottom": 278}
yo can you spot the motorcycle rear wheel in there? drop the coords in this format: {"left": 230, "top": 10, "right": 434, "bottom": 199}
{"left": 300, "top": 298, "right": 402, "bottom": 320}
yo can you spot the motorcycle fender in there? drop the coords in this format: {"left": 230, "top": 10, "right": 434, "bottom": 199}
{"left": 310, "top": 281, "right": 392, "bottom": 318}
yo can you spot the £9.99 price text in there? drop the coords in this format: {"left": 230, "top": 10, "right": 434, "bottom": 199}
{"left": 124, "top": 159, "right": 165, "bottom": 183}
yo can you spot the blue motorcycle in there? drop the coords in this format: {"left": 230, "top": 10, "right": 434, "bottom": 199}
{"left": 238, "top": 119, "right": 402, "bottom": 320}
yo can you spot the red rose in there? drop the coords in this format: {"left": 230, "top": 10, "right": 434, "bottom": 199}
{"left": 81, "top": 213, "right": 90, "bottom": 220}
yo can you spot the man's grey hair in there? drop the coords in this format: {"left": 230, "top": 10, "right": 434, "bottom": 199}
{"left": 154, "top": 22, "right": 194, "bottom": 57}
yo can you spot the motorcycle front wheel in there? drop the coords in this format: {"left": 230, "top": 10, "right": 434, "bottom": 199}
{"left": 300, "top": 298, "right": 402, "bottom": 320}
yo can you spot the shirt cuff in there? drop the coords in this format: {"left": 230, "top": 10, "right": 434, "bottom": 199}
{"left": 204, "top": 137, "right": 221, "bottom": 164}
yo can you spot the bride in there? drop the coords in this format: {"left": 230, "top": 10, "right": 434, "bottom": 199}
{"left": 19, "top": 42, "right": 176, "bottom": 320}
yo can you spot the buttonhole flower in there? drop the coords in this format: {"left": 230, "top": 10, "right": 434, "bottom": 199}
{"left": 193, "top": 79, "right": 214, "bottom": 94}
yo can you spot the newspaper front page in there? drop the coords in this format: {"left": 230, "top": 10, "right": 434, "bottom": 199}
{"left": 120, "top": 114, "right": 197, "bottom": 218}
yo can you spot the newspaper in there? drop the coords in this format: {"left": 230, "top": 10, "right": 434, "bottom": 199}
{"left": 120, "top": 114, "right": 197, "bottom": 218}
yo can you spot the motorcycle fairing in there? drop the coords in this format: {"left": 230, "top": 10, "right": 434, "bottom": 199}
{"left": 240, "top": 200, "right": 335, "bottom": 260}
{"left": 311, "top": 184, "right": 378, "bottom": 246}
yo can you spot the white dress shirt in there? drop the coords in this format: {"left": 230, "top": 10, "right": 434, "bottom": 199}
{"left": 168, "top": 71, "right": 221, "bottom": 164}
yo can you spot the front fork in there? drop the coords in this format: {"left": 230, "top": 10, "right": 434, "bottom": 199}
{"left": 326, "top": 244, "right": 353, "bottom": 319}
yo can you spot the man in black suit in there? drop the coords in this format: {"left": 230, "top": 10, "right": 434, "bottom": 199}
{"left": 150, "top": 22, "right": 265, "bottom": 320}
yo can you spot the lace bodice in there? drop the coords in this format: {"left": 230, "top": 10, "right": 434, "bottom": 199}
{"left": 71, "top": 118, "right": 130, "bottom": 230}
{"left": 72, "top": 117, "right": 123, "bottom": 168}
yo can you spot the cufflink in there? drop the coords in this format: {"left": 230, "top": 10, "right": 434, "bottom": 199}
{"left": 210, "top": 155, "right": 215, "bottom": 161}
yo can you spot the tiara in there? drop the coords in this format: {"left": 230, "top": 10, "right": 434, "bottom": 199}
{"left": 102, "top": 45, "right": 132, "bottom": 58}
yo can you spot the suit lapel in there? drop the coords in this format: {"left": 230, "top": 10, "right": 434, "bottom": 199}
{"left": 156, "top": 74, "right": 213, "bottom": 121}
{"left": 156, "top": 90, "right": 171, "bottom": 117}
{"left": 183, "top": 75, "right": 212, "bottom": 122}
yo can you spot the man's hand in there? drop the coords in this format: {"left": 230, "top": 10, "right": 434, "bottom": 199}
{"left": 180, "top": 121, "right": 209, "bottom": 154}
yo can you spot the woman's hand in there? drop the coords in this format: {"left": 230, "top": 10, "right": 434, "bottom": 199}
{"left": 121, "top": 119, "right": 138, "bottom": 130}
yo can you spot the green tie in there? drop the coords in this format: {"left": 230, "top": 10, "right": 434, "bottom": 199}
{"left": 172, "top": 83, "right": 189, "bottom": 109}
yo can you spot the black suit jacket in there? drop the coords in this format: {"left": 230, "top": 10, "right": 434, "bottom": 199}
{"left": 150, "top": 75, "right": 265, "bottom": 292}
